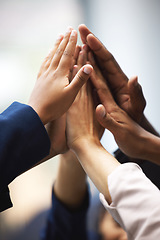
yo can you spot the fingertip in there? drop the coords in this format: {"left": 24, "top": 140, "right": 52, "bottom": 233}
{"left": 96, "top": 104, "right": 106, "bottom": 119}
{"left": 70, "top": 30, "right": 77, "bottom": 38}
{"left": 73, "top": 64, "right": 78, "bottom": 73}
{"left": 78, "top": 23, "right": 86, "bottom": 28}
{"left": 86, "top": 34, "right": 101, "bottom": 51}
{"left": 83, "top": 64, "right": 93, "bottom": 75}
{"left": 78, "top": 24, "right": 90, "bottom": 44}
{"left": 129, "top": 76, "right": 138, "bottom": 88}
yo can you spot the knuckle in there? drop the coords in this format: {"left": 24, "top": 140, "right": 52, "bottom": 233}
{"left": 55, "top": 48, "right": 63, "bottom": 56}
{"left": 63, "top": 50, "right": 73, "bottom": 57}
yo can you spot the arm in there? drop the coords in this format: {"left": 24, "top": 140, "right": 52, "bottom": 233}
{"left": 42, "top": 46, "right": 93, "bottom": 240}
{"left": 41, "top": 152, "right": 89, "bottom": 240}
{"left": 0, "top": 102, "right": 50, "bottom": 212}
{"left": 66, "top": 79, "right": 118, "bottom": 204}
{"left": 66, "top": 75, "right": 160, "bottom": 240}
{"left": 53, "top": 45, "right": 89, "bottom": 208}
{"left": 54, "top": 151, "right": 87, "bottom": 209}
{"left": 0, "top": 27, "right": 93, "bottom": 212}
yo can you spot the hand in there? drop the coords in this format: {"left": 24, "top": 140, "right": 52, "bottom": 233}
{"left": 88, "top": 62, "right": 150, "bottom": 160}
{"left": 28, "top": 27, "right": 93, "bottom": 125}
{"left": 79, "top": 24, "right": 146, "bottom": 123}
{"left": 66, "top": 48, "right": 104, "bottom": 150}
{"left": 35, "top": 36, "right": 68, "bottom": 156}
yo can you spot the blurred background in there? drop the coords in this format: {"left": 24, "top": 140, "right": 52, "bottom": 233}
{"left": 0, "top": 0, "right": 160, "bottom": 239}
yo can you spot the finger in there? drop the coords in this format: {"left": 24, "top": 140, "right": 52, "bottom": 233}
{"left": 78, "top": 24, "right": 91, "bottom": 44}
{"left": 87, "top": 34, "right": 126, "bottom": 76}
{"left": 73, "top": 45, "right": 81, "bottom": 66}
{"left": 128, "top": 76, "right": 146, "bottom": 109}
{"left": 71, "top": 65, "right": 79, "bottom": 79}
{"left": 70, "top": 45, "right": 88, "bottom": 82}
{"left": 88, "top": 59, "right": 117, "bottom": 112}
{"left": 96, "top": 104, "right": 118, "bottom": 132}
{"left": 49, "top": 27, "right": 73, "bottom": 70}
{"left": 77, "top": 44, "right": 88, "bottom": 68}
{"left": 65, "top": 64, "right": 93, "bottom": 97}
{"left": 88, "top": 51, "right": 106, "bottom": 85}
{"left": 79, "top": 25, "right": 128, "bottom": 97}
{"left": 45, "top": 34, "right": 64, "bottom": 68}
{"left": 37, "top": 36, "right": 63, "bottom": 78}
{"left": 57, "top": 30, "right": 78, "bottom": 74}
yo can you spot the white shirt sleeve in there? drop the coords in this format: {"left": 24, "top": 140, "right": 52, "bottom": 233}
{"left": 99, "top": 163, "right": 160, "bottom": 240}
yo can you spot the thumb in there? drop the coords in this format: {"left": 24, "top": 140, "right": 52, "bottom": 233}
{"left": 67, "top": 64, "right": 93, "bottom": 93}
{"left": 128, "top": 76, "right": 146, "bottom": 109}
{"left": 96, "top": 104, "right": 118, "bottom": 132}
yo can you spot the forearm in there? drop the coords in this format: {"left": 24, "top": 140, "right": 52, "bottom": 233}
{"left": 140, "top": 114, "right": 159, "bottom": 136}
{"left": 71, "top": 137, "right": 120, "bottom": 204}
{"left": 141, "top": 130, "right": 160, "bottom": 165}
{"left": 54, "top": 152, "right": 87, "bottom": 209}
{"left": 0, "top": 102, "right": 50, "bottom": 192}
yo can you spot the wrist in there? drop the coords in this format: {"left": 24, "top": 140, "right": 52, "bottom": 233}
{"left": 140, "top": 114, "right": 159, "bottom": 136}
{"left": 141, "top": 131, "right": 160, "bottom": 164}
{"left": 70, "top": 136, "right": 101, "bottom": 154}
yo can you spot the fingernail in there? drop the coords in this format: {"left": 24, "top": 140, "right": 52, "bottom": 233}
{"left": 57, "top": 34, "right": 63, "bottom": 40}
{"left": 64, "top": 26, "right": 72, "bottom": 37}
{"left": 82, "top": 44, "right": 88, "bottom": 51}
{"left": 48, "top": 48, "right": 53, "bottom": 55}
{"left": 133, "top": 76, "right": 138, "bottom": 86}
{"left": 83, "top": 65, "right": 92, "bottom": 74}
{"left": 70, "top": 30, "right": 76, "bottom": 37}
{"left": 66, "top": 26, "right": 73, "bottom": 33}
{"left": 100, "top": 106, "right": 106, "bottom": 118}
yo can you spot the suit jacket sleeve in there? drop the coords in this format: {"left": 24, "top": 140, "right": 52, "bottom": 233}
{"left": 0, "top": 102, "right": 50, "bottom": 212}
{"left": 41, "top": 187, "right": 90, "bottom": 240}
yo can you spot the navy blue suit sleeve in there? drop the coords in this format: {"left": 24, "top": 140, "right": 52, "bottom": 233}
{"left": 0, "top": 102, "right": 50, "bottom": 211}
{"left": 41, "top": 187, "right": 90, "bottom": 240}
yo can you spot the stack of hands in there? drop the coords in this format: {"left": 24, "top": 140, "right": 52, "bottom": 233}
{"left": 26, "top": 25, "right": 160, "bottom": 240}
{"left": 29, "top": 24, "right": 160, "bottom": 170}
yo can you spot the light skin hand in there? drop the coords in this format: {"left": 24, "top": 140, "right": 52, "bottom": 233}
{"left": 67, "top": 44, "right": 104, "bottom": 148}
{"left": 54, "top": 45, "right": 95, "bottom": 209}
{"left": 35, "top": 35, "right": 68, "bottom": 159}
{"left": 28, "top": 27, "right": 93, "bottom": 125}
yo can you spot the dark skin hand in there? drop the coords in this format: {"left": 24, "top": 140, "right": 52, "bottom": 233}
{"left": 79, "top": 24, "right": 146, "bottom": 123}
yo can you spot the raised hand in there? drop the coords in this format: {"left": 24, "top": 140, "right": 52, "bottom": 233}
{"left": 88, "top": 55, "right": 160, "bottom": 164}
{"left": 66, "top": 46, "right": 104, "bottom": 150}
{"left": 79, "top": 24, "right": 146, "bottom": 123}
{"left": 28, "top": 27, "right": 93, "bottom": 125}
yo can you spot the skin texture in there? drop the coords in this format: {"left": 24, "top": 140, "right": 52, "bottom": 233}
{"left": 28, "top": 27, "right": 93, "bottom": 125}
{"left": 78, "top": 24, "right": 160, "bottom": 165}
{"left": 66, "top": 75, "right": 120, "bottom": 204}
{"left": 79, "top": 24, "right": 146, "bottom": 123}
{"left": 54, "top": 45, "right": 90, "bottom": 209}
{"left": 79, "top": 24, "right": 159, "bottom": 137}
{"left": 31, "top": 29, "right": 93, "bottom": 162}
